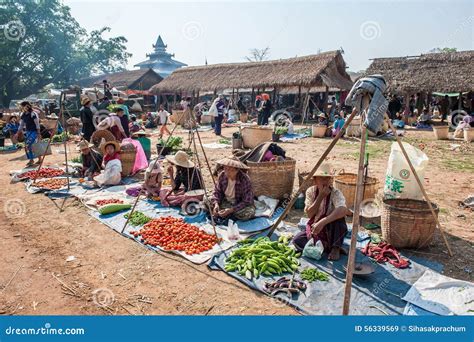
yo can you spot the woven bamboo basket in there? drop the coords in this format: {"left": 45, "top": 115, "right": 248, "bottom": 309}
{"left": 433, "top": 126, "right": 449, "bottom": 140}
{"left": 334, "top": 172, "right": 379, "bottom": 209}
{"left": 241, "top": 126, "right": 273, "bottom": 149}
{"left": 91, "top": 129, "right": 115, "bottom": 147}
{"left": 247, "top": 158, "right": 296, "bottom": 199}
{"left": 170, "top": 109, "right": 190, "bottom": 126}
{"left": 311, "top": 125, "right": 327, "bottom": 138}
{"left": 464, "top": 127, "right": 474, "bottom": 143}
{"left": 42, "top": 119, "right": 58, "bottom": 131}
{"left": 381, "top": 198, "right": 438, "bottom": 249}
{"left": 120, "top": 144, "right": 136, "bottom": 177}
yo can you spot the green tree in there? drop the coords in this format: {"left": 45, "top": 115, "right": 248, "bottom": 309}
{"left": 0, "top": 0, "right": 131, "bottom": 107}
{"left": 428, "top": 47, "right": 458, "bottom": 53}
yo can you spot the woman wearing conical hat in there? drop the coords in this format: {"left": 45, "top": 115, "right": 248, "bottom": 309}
{"left": 292, "top": 163, "right": 348, "bottom": 261}
{"left": 210, "top": 157, "right": 255, "bottom": 222}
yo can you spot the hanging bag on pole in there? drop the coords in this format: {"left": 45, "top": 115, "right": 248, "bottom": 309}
{"left": 384, "top": 142, "right": 428, "bottom": 200}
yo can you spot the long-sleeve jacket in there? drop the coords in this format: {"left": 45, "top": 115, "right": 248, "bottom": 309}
{"left": 211, "top": 171, "right": 254, "bottom": 212}
{"left": 82, "top": 149, "right": 103, "bottom": 175}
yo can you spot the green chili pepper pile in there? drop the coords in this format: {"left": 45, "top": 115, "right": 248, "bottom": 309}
{"left": 225, "top": 237, "right": 301, "bottom": 280}
{"left": 124, "top": 211, "right": 152, "bottom": 226}
{"left": 300, "top": 267, "right": 329, "bottom": 282}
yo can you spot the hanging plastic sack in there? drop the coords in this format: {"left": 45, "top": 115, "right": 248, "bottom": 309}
{"left": 208, "top": 100, "right": 218, "bottom": 117}
{"left": 227, "top": 219, "right": 240, "bottom": 241}
{"left": 384, "top": 142, "right": 428, "bottom": 200}
{"left": 302, "top": 238, "right": 324, "bottom": 260}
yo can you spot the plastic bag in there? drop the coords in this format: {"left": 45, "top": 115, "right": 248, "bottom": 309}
{"left": 227, "top": 219, "right": 240, "bottom": 241}
{"left": 208, "top": 101, "right": 218, "bottom": 117}
{"left": 94, "top": 159, "right": 122, "bottom": 186}
{"left": 384, "top": 142, "right": 428, "bottom": 200}
{"left": 302, "top": 238, "right": 324, "bottom": 260}
{"left": 32, "top": 141, "right": 52, "bottom": 158}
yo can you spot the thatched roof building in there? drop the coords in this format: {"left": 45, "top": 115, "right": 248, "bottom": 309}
{"left": 365, "top": 50, "right": 474, "bottom": 93}
{"left": 150, "top": 51, "right": 353, "bottom": 94}
{"left": 79, "top": 69, "right": 163, "bottom": 91}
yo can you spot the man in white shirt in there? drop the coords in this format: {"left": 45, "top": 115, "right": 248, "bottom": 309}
{"left": 157, "top": 104, "right": 171, "bottom": 137}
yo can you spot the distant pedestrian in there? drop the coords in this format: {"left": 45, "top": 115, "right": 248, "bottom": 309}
{"left": 80, "top": 97, "right": 96, "bottom": 142}
{"left": 158, "top": 104, "right": 171, "bottom": 137}
{"left": 213, "top": 94, "right": 225, "bottom": 136}
{"left": 260, "top": 93, "right": 272, "bottom": 125}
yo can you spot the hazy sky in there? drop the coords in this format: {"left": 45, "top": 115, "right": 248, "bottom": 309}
{"left": 64, "top": 0, "right": 473, "bottom": 71}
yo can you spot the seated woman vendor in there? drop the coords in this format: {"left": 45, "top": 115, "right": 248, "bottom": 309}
{"left": 211, "top": 157, "right": 255, "bottom": 221}
{"left": 160, "top": 151, "right": 203, "bottom": 206}
{"left": 77, "top": 140, "right": 103, "bottom": 179}
{"left": 293, "top": 163, "right": 348, "bottom": 261}
{"left": 142, "top": 160, "right": 162, "bottom": 198}
{"left": 93, "top": 139, "right": 122, "bottom": 187}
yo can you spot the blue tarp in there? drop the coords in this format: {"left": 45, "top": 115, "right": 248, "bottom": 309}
{"left": 208, "top": 228, "right": 443, "bottom": 315}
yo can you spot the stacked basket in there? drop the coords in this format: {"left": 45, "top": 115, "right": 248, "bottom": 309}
{"left": 334, "top": 172, "right": 379, "bottom": 209}
{"left": 120, "top": 143, "right": 136, "bottom": 177}
{"left": 241, "top": 126, "right": 273, "bottom": 149}
{"left": 247, "top": 158, "right": 296, "bottom": 200}
{"left": 381, "top": 199, "right": 438, "bottom": 248}
{"left": 91, "top": 130, "right": 115, "bottom": 147}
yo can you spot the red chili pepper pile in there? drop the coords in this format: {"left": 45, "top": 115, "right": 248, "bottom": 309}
{"left": 19, "top": 168, "right": 64, "bottom": 180}
{"left": 131, "top": 216, "right": 219, "bottom": 255}
{"left": 34, "top": 178, "right": 68, "bottom": 190}
{"left": 96, "top": 199, "right": 124, "bottom": 206}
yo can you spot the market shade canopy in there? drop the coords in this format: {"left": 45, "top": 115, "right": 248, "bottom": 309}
{"left": 365, "top": 50, "right": 474, "bottom": 93}
{"left": 149, "top": 50, "right": 353, "bottom": 94}
{"left": 78, "top": 69, "right": 163, "bottom": 91}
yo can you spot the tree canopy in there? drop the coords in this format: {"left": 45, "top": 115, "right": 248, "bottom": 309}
{"left": 0, "top": 0, "right": 131, "bottom": 107}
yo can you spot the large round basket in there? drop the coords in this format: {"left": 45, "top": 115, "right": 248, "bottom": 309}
{"left": 241, "top": 126, "right": 273, "bottom": 149}
{"left": 120, "top": 143, "right": 136, "bottom": 177}
{"left": 170, "top": 110, "right": 187, "bottom": 126}
{"left": 433, "top": 126, "right": 449, "bottom": 140}
{"left": 311, "top": 125, "right": 327, "bottom": 138}
{"left": 381, "top": 198, "right": 438, "bottom": 249}
{"left": 334, "top": 172, "right": 379, "bottom": 209}
{"left": 464, "top": 127, "right": 474, "bottom": 143}
{"left": 247, "top": 158, "right": 296, "bottom": 200}
{"left": 91, "top": 129, "right": 115, "bottom": 147}
{"left": 346, "top": 117, "right": 362, "bottom": 137}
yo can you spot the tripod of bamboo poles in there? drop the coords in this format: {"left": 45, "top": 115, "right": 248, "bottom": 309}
{"left": 120, "top": 110, "right": 220, "bottom": 238}
{"left": 187, "top": 121, "right": 220, "bottom": 239}
{"left": 120, "top": 118, "right": 181, "bottom": 234}
{"left": 33, "top": 94, "right": 72, "bottom": 211}
{"left": 265, "top": 94, "right": 453, "bottom": 315}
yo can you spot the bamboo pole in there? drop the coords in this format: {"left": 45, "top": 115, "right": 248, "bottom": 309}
{"left": 195, "top": 129, "right": 216, "bottom": 187}
{"left": 266, "top": 107, "right": 359, "bottom": 237}
{"left": 342, "top": 96, "right": 370, "bottom": 315}
{"left": 386, "top": 118, "right": 453, "bottom": 256}
{"left": 190, "top": 128, "right": 218, "bottom": 238}
{"left": 120, "top": 121, "right": 180, "bottom": 234}
{"left": 301, "top": 88, "right": 310, "bottom": 125}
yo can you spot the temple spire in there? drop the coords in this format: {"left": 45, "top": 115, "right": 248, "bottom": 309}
{"left": 134, "top": 35, "right": 187, "bottom": 78}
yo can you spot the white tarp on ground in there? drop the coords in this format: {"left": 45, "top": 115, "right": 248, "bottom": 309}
{"left": 402, "top": 270, "right": 474, "bottom": 315}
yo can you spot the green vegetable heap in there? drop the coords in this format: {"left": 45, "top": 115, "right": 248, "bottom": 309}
{"left": 124, "top": 211, "right": 152, "bottom": 226}
{"left": 225, "top": 236, "right": 301, "bottom": 280}
{"left": 158, "top": 136, "right": 183, "bottom": 149}
{"left": 300, "top": 267, "right": 329, "bottom": 282}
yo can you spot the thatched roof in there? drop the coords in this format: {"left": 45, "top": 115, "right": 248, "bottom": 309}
{"left": 79, "top": 69, "right": 163, "bottom": 90}
{"left": 150, "top": 51, "right": 353, "bottom": 94}
{"left": 365, "top": 50, "right": 474, "bottom": 93}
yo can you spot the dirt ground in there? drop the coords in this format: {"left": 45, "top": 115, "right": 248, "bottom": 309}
{"left": 0, "top": 124, "right": 472, "bottom": 315}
